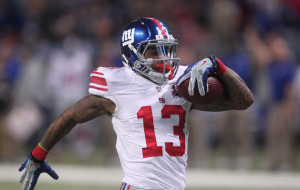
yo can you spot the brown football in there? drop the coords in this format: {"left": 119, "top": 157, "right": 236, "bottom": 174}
{"left": 177, "top": 76, "right": 225, "bottom": 105}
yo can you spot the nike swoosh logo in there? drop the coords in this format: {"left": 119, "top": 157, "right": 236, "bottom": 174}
{"left": 29, "top": 163, "right": 34, "bottom": 169}
{"left": 200, "top": 60, "right": 207, "bottom": 67}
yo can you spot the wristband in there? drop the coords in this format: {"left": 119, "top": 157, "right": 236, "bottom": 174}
{"left": 215, "top": 57, "right": 226, "bottom": 75}
{"left": 32, "top": 143, "right": 49, "bottom": 161}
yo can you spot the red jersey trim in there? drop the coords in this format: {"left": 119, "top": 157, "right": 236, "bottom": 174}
{"left": 89, "top": 85, "right": 108, "bottom": 92}
{"left": 91, "top": 75, "right": 107, "bottom": 86}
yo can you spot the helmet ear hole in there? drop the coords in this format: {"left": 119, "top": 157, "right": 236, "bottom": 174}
{"left": 121, "top": 47, "right": 130, "bottom": 57}
{"left": 139, "top": 46, "right": 145, "bottom": 54}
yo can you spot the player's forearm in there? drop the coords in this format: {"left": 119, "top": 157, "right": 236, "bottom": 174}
{"left": 39, "top": 95, "right": 112, "bottom": 151}
{"left": 39, "top": 95, "right": 116, "bottom": 150}
{"left": 39, "top": 105, "right": 79, "bottom": 150}
{"left": 219, "top": 67, "right": 254, "bottom": 110}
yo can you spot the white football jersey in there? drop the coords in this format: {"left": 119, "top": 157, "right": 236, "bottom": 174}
{"left": 89, "top": 66, "right": 191, "bottom": 190}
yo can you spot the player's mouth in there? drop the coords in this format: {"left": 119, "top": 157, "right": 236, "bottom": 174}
{"left": 156, "top": 63, "right": 170, "bottom": 73}
{"left": 156, "top": 63, "right": 174, "bottom": 80}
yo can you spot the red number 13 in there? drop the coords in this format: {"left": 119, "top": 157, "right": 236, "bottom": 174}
{"left": 137, "top": 105, "right": 186, "bottom": 158}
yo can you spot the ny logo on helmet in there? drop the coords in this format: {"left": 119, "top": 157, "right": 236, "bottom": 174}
{"left": 122, "top": 28, "right": 135, "bottom": 46}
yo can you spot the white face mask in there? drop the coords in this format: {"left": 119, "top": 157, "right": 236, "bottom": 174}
{"left": 132, "top": 39, "right": 180, "bottom": 84}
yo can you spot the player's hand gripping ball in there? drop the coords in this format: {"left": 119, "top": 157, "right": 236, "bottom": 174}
{"left": 176, "top": 56, "right": 226, "bottom": 105}
{"left": 176, "top": 75, "right": 225, "bottom": 105}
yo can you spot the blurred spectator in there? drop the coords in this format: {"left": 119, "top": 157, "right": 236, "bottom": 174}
{"left": 0, "top": 36, "right": 22, "bottom": 161}
{"left": 44, "top": 34, "right": 94, "bottom": 160}
{"left": 263, "top": 33, "right": 298, "bottom": 171}
{"left": 215, "top": 37, "right": 254, "bottom": 170}
{"left": 245, "top": 26, "right": 298, "bottom": 171}
{"left": 0, "top": 36, "right": 22, "bottom": 88}
{"left": 3, "top": 38, "right": 47, "bottom": 157}
{"left": 244, "top": 26, "right": 272, "bottom": 151}
{"left": 45, "top": 34, "right": 92, "bottom": 115}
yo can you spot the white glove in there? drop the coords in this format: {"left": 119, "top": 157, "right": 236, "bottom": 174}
{"left": 19, "top": 154, "right": 58, "bottom": 190}
{"left": 19, "top": 158, "right": 40, "bottom": 190}
{"left": 176, "top": 57, "right": 214, "bottom": 96}
{"left": 177, "top": 56, "right": 226, "bottom": 96}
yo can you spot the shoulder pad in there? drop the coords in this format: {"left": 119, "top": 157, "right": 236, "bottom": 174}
{"left": 88, "top": 67, "right": 132, "bottom": 97}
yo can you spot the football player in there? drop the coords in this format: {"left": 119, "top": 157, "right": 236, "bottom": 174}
{"left": 19, "top": 17, "right": 253, "bottom": 190}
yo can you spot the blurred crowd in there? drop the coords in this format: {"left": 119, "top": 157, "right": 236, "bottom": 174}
{"left": 0, "top": 0, "right": 300, "bottom": 172}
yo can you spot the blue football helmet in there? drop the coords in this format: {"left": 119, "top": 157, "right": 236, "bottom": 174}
{"left": 120, "top": 17, "right": 180, "bottom": 84}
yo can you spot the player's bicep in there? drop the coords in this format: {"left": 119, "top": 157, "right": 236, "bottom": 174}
{"left": 71, "top": 94, "right": 116, "bottom": 123}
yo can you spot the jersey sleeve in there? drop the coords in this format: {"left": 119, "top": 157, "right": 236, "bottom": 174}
{"left": 88, "top": 67, "right": 109, "bottom": 97}
{"left": 88, "top": 66, "right": 131, "bottom": 98}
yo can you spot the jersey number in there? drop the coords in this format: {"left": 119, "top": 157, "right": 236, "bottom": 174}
{"left": 137, "top": 105, "right": 186, "bottom": 158}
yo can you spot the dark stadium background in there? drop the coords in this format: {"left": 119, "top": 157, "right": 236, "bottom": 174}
{"left": 0, "top": 0, "right": 300, "bottom": 189}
